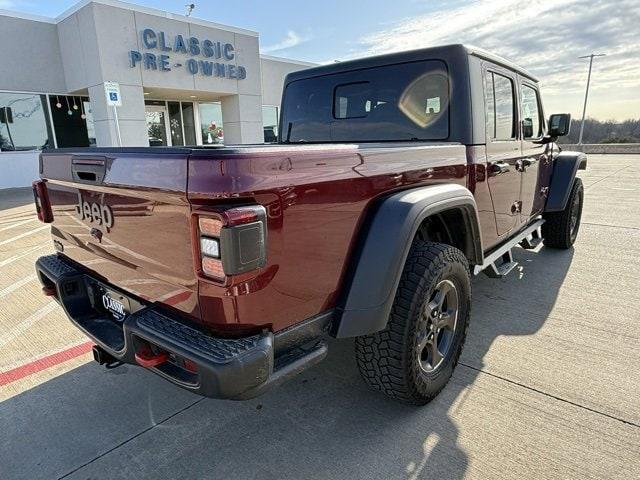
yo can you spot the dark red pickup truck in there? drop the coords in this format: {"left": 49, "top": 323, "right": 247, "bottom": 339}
{"left": 34, "top": 44, "right": 586, "bottom": 404}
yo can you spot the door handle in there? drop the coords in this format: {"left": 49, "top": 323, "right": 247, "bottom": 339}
{"left": 488, "top": 161, "right": 510, "bottom": 176}
{"left": 522, "top": 157, "right": 537, "bottom": 167}
{"left": 71, "top": 156, "right": 107, "bottom": 184}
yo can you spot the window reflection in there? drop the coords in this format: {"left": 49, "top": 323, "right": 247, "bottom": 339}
{"left": 0, "top": 93, "right": 53, "bottom": 151}
{"left": 262, "top": 106, "right": 278, "bottom": 142}
{"left": 199, "top": 102, "right": 224, "bottom": 144}
{"left": 521, "top": 85, "right": 541, "bottom": 139}
{"left": 485, "top": 72, "right": 515, "bottom": 140}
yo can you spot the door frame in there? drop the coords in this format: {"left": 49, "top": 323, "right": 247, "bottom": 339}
{"left": 517, "top": 77, "right": 550, "bottom": 222}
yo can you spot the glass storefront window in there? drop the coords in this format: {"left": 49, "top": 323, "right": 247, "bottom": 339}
{"left": 0, "top": 93, "right": 54, "bottom": 151}
{"left": 262, "top": 106, "right": 279, "bottom": 143}
{"left": 181, "top": 102, "right": 196, "bottom": 145}
{"left": 83, "top": 100, "right": 96, "bottom": 146}
{"left": 199, "top": 102, "right": 224, "bottom": 144}
{"left": 49, "top": 95, "right": 94, "bottom": 148}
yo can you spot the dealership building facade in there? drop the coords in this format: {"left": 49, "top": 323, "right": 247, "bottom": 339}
{"left": 0, "top": 0, "right": 315, "bottom": 188}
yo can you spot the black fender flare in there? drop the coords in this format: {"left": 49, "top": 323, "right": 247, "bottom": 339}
{"left": 333, "top": 184, "right": 483, "bottom": 338}
{"left": 545, "top": 151, "right": 587, "bottom": 212}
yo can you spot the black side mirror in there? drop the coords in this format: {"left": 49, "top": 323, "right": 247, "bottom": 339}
{"left": 548, "top": 113, "right": 571, "bottom": 137}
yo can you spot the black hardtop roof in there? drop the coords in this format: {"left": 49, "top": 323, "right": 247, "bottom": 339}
{"left": 285, "top": 44, "right": 538, "bottom": 84}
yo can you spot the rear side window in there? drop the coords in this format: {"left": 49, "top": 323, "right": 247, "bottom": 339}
{"left": 282, "top": 60, "right": 449, "bottom": 143}
{"left": 485, "top": 71, "right": 516, "bottom": 140}
{"left": 521, "top": 85, "right": 542, "bottom": 139}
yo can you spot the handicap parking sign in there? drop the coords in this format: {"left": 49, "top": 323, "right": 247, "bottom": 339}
{"left": 104, "top": 82, "right": 122, "bottom": 107}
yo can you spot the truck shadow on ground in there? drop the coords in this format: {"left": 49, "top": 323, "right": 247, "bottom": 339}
{"left": 0, "top": 188, "right": 34, "bottom": 212}
{"left": 0, "top": 245, "right": 574, "bottom": 480}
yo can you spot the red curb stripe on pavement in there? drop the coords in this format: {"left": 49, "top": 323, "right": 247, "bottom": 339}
{"left": 1, "top": 290, "right": 192, "bottom": 386}
{"left": 0, "top": 341, "right": 93, "bottom": 387}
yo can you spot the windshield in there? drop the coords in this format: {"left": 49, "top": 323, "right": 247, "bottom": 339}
{"left": 281, "top": 60, "right": 450, "bottom": 143}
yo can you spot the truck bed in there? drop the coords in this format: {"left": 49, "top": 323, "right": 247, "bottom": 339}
{"left": 40, "top": 142, "right": 467, "bottom": 333}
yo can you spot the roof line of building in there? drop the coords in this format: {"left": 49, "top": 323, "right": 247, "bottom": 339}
{"left": 0, "top": 8, "right": 57, "bottom": 24}
{"left": 0, "top": 0, "right": 259, "bottom": 37}
{"left": 259, "top": 54, "right": 317, "bottom": 67}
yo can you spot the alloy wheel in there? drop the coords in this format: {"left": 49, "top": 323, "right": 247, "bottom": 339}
{"left": 416, "top": 279, "right": 459, "bottom": 373}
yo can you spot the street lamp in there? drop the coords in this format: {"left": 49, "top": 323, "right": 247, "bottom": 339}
{"left": 577, "top": 53, "right": 606, "bottom": 145}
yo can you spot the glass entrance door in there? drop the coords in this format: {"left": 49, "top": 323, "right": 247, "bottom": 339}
{"left": 145, "top": 105, "right": 170, "bottom": 147}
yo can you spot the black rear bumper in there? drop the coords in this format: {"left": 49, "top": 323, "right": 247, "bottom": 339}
{"left": 35, "top": 254, "right": 282, "bottom": 399}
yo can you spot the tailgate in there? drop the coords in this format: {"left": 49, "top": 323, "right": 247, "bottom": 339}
{"left": 41, "top": 150, "right": 199, "bottom": 321}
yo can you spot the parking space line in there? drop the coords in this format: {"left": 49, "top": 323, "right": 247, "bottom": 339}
{"left": 0, "top": 341, "right": 93, "bottom": 387}
{"left": 0, "top": 218, "right": 36, "bottom": 233}
{"left": 0, "top": 242, "right": 49, "bottom": 267}
{"left": 0, "top": 225, "right": 49, "bottom": 247}
{"left": 0, "top": 274, "right": 37, "bottom": 299}
{"left": 0, "top": 302, "right": 58, "bottom": 348}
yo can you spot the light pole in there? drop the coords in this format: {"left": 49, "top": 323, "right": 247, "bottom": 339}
{"left": 577, "top": 53, "right": 606, "bottom": 145}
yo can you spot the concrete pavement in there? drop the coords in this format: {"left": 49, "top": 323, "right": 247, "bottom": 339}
{"left": 0, "top": 155, "right": 639, "bottom": 479}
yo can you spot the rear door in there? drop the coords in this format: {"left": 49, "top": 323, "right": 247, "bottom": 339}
{"left": 518, "top": 80, "right": 552, "bottom": 221}
{"left": 41, "top": 150, "right": 200, "bottom": 321}
{"left": 483, "top": 66, "right": 521, "bottom": 237}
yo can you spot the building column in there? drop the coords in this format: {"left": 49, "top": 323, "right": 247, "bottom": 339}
{"left": 88, "top": 83, "right": 148, "bottom": 147}
{"left": 221, "top": 94, "right": 263, "bottom": 144}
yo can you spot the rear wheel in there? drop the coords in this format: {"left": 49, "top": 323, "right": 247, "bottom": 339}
{"left": 543, "top": 178, "right": 584, "bottom": 249}
{"left": 355, "top": 241, "right": 471, "bottom": 405}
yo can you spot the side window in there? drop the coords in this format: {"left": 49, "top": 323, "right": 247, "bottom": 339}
{"left": 484, "top": 73, "right": 495, "bottom": 139}
{"left": 334, "top": 82, "right": 372, "bottom": 119}
{"left": 521, "top": 85, "right": 541, "bottom": 139}
{"left": 484, "top": 71, "right": 516, "bottom": 140}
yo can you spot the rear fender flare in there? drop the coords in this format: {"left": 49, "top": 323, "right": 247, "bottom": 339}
{"left": 333, "top": 184, "right": 482, "bottom": 338}
{"left": 545, "top": 151, "right": 587, "bottom": 212}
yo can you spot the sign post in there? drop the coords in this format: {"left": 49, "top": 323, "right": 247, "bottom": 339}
{"left": 104, "top": 81, "right": 123, "bottom": 147}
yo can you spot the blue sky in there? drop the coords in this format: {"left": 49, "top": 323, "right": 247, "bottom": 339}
{"left": 1, "top": 0, "right": 638, "bottom": 120}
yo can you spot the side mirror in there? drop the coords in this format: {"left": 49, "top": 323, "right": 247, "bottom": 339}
{"left": 548, "top": 113, "right": 571, "bottom": 137}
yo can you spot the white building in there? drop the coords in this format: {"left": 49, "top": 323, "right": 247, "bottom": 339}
{"left": 0, "top": 0, "right": 315, "bottom": 188}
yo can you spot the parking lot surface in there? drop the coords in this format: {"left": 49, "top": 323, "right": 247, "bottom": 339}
{"left": 1, "top": 155, "right": 639, "bottom": 479}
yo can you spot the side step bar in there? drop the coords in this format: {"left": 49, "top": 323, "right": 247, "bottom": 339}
{"left": 474, "top": 219, "right": 545, "bottom": 278}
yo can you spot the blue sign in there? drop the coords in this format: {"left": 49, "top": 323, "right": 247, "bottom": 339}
{"left": 128, "top": 28, "right": 247, "bottom": 80}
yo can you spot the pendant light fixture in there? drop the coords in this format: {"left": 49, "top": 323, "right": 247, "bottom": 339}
{"left": 66, "top": 96, "right": 73, "bottom": 116}
{"left": 72, "top": 96, "right": 79, "bottom": 110}
{"left": 80, "top": 99, "right": 87, "bottom": 120}
{"left": 55, "top": 95, "right": 62, "bottom": 109}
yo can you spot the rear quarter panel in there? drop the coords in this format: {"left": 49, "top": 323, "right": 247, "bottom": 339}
{"left": 188, "top": 143, "right": 467, "bottom": 332}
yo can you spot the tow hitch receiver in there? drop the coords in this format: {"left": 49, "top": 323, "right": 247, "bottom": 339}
{"left": 92, "top": 345, "right": 119, "bottom": 367}
{"left": 135, "top": 345, "right": 169, "bottom": 368}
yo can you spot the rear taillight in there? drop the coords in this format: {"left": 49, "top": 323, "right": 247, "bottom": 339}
{"left": 32, "top": 180, "right": 53, "bottom": 223}
{"left": 195, "top": 206, "right": 267, "bottom": 281}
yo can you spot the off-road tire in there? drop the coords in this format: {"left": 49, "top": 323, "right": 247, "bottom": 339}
{"left": 543, "top": 177, "right": 584, "bottom": 249}
{"left": 354, "top": 241, "right": 471, "bottom": 405}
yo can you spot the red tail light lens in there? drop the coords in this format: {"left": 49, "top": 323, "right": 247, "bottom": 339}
{"left": 222, "top": 207, "right": 261, "bottom": 226}
{"left": 202, "top": 256, "right": 225, "bottom": 279}
{"left": 32, "top": 180, "right": 53, "bottom": 223}
{"left": 199, "top": 217, "right": 223, "bottom": 237}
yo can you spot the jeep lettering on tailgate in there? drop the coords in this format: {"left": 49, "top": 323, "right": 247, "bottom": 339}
{"left": 75, "top": 193, "right": 114, "bottom": 228}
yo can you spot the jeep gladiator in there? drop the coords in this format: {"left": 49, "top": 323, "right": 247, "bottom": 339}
{"left": 34, "top": 44, "right": 586, "bottom": 404}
